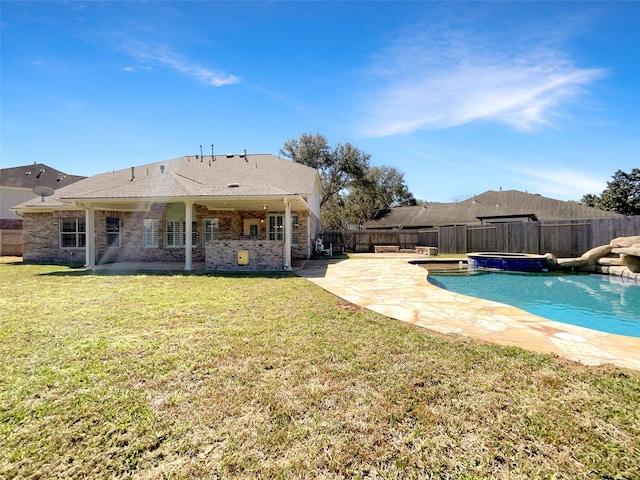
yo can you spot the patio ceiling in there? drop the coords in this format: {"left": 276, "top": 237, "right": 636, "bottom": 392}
{"left": 72, "top": 195, "right": 311, "bottom": 213}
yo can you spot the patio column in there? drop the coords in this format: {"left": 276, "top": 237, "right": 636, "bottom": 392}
{"left": 85, "top": 206, "right": 95, "bottom": 270}
{"left": 284, "top": 198, "right": 292, "bottom": 271}
{"left": 184, "top": 200, "right": 193, "bottom": 271}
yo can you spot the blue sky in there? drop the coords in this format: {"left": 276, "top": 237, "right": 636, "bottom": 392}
{"left": 1, "top": 1, "right": 638, "bottom": 202}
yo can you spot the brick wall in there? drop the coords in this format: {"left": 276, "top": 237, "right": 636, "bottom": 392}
{"left": 22, "top": 203, "right": 314, "bottom": 265}
{"left": 23, "top": 211, "right": 85, "bottom": 264}
{"left": 206, "top": 240, "right": 284, "bottom": 271}
{"left": 94, "top": 207, "right": 198, "bottom": 264}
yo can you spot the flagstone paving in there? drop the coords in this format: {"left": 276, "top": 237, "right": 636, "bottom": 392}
{"left": 297, "top": 255, "right": 640, "bottom": 371}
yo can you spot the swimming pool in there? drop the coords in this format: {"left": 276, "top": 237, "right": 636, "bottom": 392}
{"left": 426, "top": 270, "right": 640, "bottom": 337}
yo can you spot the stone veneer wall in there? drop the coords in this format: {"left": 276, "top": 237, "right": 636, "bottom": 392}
{"left": 206, "top": 240, "right": 284, "bottom": 271}
{"left": 22, "top": 204, "right": 313, "bottom": 265}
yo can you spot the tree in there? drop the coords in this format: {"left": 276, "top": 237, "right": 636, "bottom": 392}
{"left": 580, "top": 193, "right": 600, "bottom": 209}
{"left": 343, "top": 166, "right": 416, "bottom": 228}
{"left": 581, "top": 168, "right": 640, "bottom": 216}
{"left": 281, "top": 133, "right": 417, "bottom": 228}
{"left": 319, "top": 194, "right": 348, "bottom": 230}
{"left": 280, "top": 133, "right": 370, "bottom": 207}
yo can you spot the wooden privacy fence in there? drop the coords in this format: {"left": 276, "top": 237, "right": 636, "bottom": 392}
{"left": 320, "top": 216, "right": 640, "bottom": 257}
{"left": 319, "top": 229, "right": 420, "bottom": 253}
{"left": 0, "top": 229, "right": 22, "bottom": 256}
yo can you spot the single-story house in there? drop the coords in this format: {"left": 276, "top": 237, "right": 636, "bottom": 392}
{"left": 0, "top": 163, "right": 85, "bottom": 255}
{"left": 12, "top": 153, "right": 322, "bottom": 271}
{"left": 363, "top": 190, "right": 623, "bottom": 229}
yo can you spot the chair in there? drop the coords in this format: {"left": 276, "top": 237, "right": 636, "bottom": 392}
{"left": 315, "top": 238, "right": 333, "bottom": 256}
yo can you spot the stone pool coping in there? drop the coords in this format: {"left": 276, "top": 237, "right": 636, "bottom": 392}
{"left": 296, "top": 255, "right": 640, "bottom": 371}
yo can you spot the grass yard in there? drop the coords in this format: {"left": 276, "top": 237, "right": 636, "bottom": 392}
{"left": 1, "top": 260, "right": 639, "bottom": 479}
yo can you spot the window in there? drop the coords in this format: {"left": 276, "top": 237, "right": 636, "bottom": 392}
{"left": 106, "top": 217, "right": 121, "bottom": 247}
{"left": 243, "top": 219, "right": 260, "bottom": 237}
{"left": 164, "top": 203, "right": 197, "bottom": 248}
{"left": 267, "top": 215, "right": 283, "bottom": 241}
{"left": 164, "top": 220, "right": 197, "bottom": 248}
{"left": 267, "top": 214, "right": 298, "bottom": 244}
{"left": 190, "top": 222, "right": 198, "bottom": 245}
{"left": 202, "top": 218, "right": 219, "bottom": 245}
{"left": 60, "top": 218, "right": 86, "bottom": 248}
{"left": 143, "top": 219, "right": 159, "bottom": 248}
{"left": 165, "top": 219, "right": 182, "bottom": 248}
{"left": 292, "top": 216, "right": 299, "bottom": 244}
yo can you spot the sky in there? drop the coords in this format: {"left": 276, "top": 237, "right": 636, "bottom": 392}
{"left": 1, "top": 1, "right": 639, "bottom": 203}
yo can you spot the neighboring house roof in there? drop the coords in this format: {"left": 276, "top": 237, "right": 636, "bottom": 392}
{"left": 364, "top": 190, "right": 623, "bottom": 229}
{"left": 0, "top": 163, "right": 86, "bottom": 190}
{"left": 12, "top": 154, "right": 320, "bottom": 212}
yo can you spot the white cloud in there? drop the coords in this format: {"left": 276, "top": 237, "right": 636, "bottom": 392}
{"left": 121, "top": 40, "right": 238, "bottom": 87}
{"left": 510, "top": 166, "right": 607, "bottom": 200}
{"left": 359, "top": 18, "right": 606, "bottom": 136}
{"left": 123, "top": 65, "right": 153, "bottom": 73}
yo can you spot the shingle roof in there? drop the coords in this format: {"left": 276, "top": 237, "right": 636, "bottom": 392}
{"left": 12, "top": 154, "right": 319, "bottom": 209}
{"left": 364, "top": 190, "right": 623, "bottom": 228}
{"left": 0, "top": 163, "right": 86, "bottom": 190}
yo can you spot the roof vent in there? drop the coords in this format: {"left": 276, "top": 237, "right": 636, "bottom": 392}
{"left": 160, "top": 165, "right": 165, "bottom": 174}
{"left": 227, "top": 183, "right": 240, "bottom": 188}
{"left": 226, "top": 153, "right": 234, "bottom": 158}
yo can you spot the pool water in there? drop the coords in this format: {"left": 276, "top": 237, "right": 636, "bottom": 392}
{"left": 426, "top": 270, "right": 640, "bottom": 337}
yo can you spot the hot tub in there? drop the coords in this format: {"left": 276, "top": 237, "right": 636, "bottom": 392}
{"left": 467, "top": 252, "right": 549, "bottom": 272}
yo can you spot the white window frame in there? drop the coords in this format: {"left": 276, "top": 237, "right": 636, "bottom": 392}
{"left": 143, "top": 219, "right": 159, "bottom": 248}
{"left": 202, "top": 218, "right": 220, "bottom": 246}
{"left": 165, "top": 219, "right": 183, "bottom": 248}
{"left": 106, "top": 217, "right": 121, "bottom": 248}
{"left": 59, "top": 218, "right": 86, "bottom": 249}
{"left": 267, "top": 214, "right": 298, "bottom": 244}
{"left": 163, "top": 204, "right": 197, "bottom": 248}
{"left": 164, "top": 219, "right": 197, "bottom": 248}
{"left": 292, "top": 216, "right": 299, "bottom": 245}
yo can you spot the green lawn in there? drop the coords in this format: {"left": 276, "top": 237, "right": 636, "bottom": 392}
{"left": 1, "top": 260, "right": 639, "bottom": 479}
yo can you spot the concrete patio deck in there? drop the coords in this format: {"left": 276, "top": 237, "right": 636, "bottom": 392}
{"left": 296, "top": 255, "right": 640, "bottom": 371}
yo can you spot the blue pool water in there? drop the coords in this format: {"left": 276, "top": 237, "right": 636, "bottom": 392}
{"left": 427, "top": 270, "right": 640, "bottom": 337}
